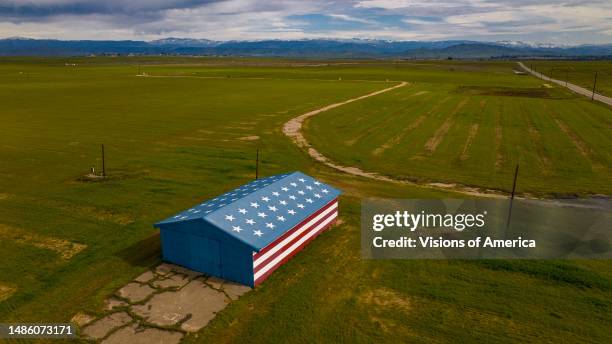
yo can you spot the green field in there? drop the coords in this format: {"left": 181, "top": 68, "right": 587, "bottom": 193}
{"left": 528, "top": 60, "right": 612, "bottom": 97}
{"left": 306, "top": 62, "right": 612, "bottom": 196}
{"left": 0, "top": 57, "right": 611, "bottom": 343}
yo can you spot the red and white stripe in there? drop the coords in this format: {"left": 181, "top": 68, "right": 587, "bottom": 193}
{"left": 252, "top": 198, "right": 338, "bottom": 286}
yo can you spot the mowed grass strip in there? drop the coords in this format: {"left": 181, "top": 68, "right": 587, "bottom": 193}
{"left": 458, "top": 99, "right": 485, "bottom": 161}
{"left": 372, "top": 94, "right": 451, "bottom": 156}
{"left": 0, "top": 224, "right": 86, "bottom": 260}
{"left": 519, "top": 100, "right": 553, "bottom": 175}
{"left": 423, "top": 97, "right": 470, "bottom": 154}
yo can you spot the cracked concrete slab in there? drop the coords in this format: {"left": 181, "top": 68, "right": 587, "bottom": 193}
{"left": 134, "top": 270, "right": 156, "bottom": 283}
{"left": 77, "top": 264, "right": 252, "bottom": 342}
{"left": 223, "top": 281, "right": 252, "bottom": 300}
{"left": 104, "top": 297, "right": 128, "bottom": 311}
{"left": 153, "top": 273, "right": 190, "bottom": 289}
{"left": 102, "top": 323, "right": 183, "bottom": 344}
{"left": 82, "top": 312, "right": 133, "bottom": 340}
{"left": 205, "top": 276, "right": 224, "bottom": 290}
{"left": 155, "top": 263, "right": 174, "bottom": 276}
{"left": 172, "top": 265, "right": 204, "bottom": 279}
{"left": 132, "top": 279, "right": 229, "bottom": 332}
{"left": 117, "top": 282, "right": 155, "bottom": 303}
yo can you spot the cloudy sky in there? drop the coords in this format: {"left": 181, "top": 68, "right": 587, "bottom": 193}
{"left": 0, "top": 0, "right": 611, "bottom": 44}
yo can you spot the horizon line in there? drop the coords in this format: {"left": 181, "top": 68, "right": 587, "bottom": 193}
{"left": 2, "top": 36, "right": 612, "bottom": 47}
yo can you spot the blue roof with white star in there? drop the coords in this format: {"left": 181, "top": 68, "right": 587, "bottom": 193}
{"left": 155, "top": 171, "right": 341, "bottom": 251}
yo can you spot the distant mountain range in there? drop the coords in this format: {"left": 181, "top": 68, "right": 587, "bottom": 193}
{"left": 1, "top": 37, "right": 611, "bottom": 58}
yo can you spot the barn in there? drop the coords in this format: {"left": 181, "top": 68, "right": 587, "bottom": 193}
{"left": 155, "top": 172, "right": 341, "bottom": 287}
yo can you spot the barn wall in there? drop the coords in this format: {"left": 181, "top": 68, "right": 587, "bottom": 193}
{"left": 158, "top": 220, "right": 255, "bottom": 286}
{"left": 219, "top": 243, "right": 255, "bottom": 286}
{"left": 160, "top": 227, "right": 191, "bottom": 268}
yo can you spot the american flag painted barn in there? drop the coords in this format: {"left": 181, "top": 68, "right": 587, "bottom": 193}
{"left": 155, "top": 172, "right": 341, "bottom": 286}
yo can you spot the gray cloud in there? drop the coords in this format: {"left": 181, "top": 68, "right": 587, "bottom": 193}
{"left": 0, "top": 0, "right": 223, "bottom": 19}
{"left": 0, "top": 0, "right": 610, "bottom": 44}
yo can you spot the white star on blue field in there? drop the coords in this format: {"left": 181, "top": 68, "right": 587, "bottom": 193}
{"left": 157, "top": 172, "right": 340, "bottom": 250}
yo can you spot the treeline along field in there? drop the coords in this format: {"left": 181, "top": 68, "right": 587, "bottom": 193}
{"left": 0, "top": 57, "right": 610, "bottom": 343}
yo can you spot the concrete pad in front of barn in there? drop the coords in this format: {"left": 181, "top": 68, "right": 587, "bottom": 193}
{"left": 152, "top": 273, "right": 190, "bottom": 289}
{"left": 134, "top": 270, "right": 156, "bottom": 283}
{"left": 73, "top": 263, "right": 252, "bottom": 341}
{"left": 117, "top": 282, "right": 156, "bottom": 303}
{"left": 81, "top": 312, "right": 133, "bottom": 340}
{"left": 103, "top": 323, "right": 183, "bottom": 344}
{"left": 133, "top": 278, "right": 229, "bottom": 331}
{"left": 222, "top": 281, "right": 252, "bottom": 300}
{"left": 104, "top": 297, "right": 128, "bottom": 311}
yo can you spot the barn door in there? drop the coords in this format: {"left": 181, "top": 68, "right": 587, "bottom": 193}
{"left": 189, "top": 235, "right": 222, "bottom": 276}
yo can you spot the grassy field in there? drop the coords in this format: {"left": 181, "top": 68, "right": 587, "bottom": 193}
{"left": 527, "top": 60, "right": 612, "bottom": 97}
{"left": 306, "top": 62, "right": 612, "bottom": 196}
{"left": 0, "top": 57, "right": 611, "bottom": 343}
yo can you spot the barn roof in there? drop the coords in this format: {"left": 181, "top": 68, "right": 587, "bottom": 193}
{"left": 155, "top": 172, "right": 341, "bottom": 251}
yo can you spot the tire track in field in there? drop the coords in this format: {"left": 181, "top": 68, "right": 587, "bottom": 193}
{"left": 345, "top": 94, "right": 428, "bottom": 147}
{"left": 520, "top": 103, "right": 553, "bottom": 175}
{"left": 494, "top": 103, "right": 504, "bottom": 171}
{"left": 460, "top": 124, "right": 480, "bottom": 161}
{"left": 344, "top": 89, "right": 438, "bottom": 147}
{"left": 284, "top": 81, "right": 408, "bottom": 150}
{"left": 372, "top": 96, "right": 450, "bottom": 156}
{"left": 459, "top": 99, "right": 486, "bottom": 161}
{"left": 283, "top": 83, "right": 509, "bottom": 198}
{"left": 424, "top": 98, "right": 469, "bottom": 154}
{"left": 573, "top": 105, "right": 612, "bottom": 130}
{"left": 400, "top": 90, "right": 429, "bottom": 100}
{"left": 543, "top": 104, "right": 604, "bottom": 171}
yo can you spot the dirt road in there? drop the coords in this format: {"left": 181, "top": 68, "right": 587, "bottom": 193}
{"left": 282, "top": 82, "right": 509, "bottom": 198}
{"left": 518, "top": 62, "right": 612, "bottom": 106}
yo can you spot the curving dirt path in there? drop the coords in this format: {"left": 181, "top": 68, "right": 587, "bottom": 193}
{"left": 282, "top": 82, "right": 509, "bottom": 199}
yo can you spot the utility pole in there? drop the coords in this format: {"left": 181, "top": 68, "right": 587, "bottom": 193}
{"left": 137, "top": 64, "right": 140, "bottom": 76}
{"left": 101, "top": 144, "right": 106, "bottom": 177}
{"left": 549, "top": 68, "right": 553, "bottom": 81}
{"left": 505, "top": 164, "right": 519, "bottom": 235}
{"left": 255, "top": 148, "right": 259, "bottom": 180}
{"left": 565, "top": 70, "right": 568, "bottom": 87}
{"left": 591, "top": 71, "right": 598, "bottom": 101}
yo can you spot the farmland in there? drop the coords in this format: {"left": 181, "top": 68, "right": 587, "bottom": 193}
{"left": 528, "top": 60, "right": 612, "bottom": 97}
{"left": 0, "top": 57, "right": 611, "bottom": 343}
{"left": 306, "top": 62, "right": 612, "bottom": 196}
